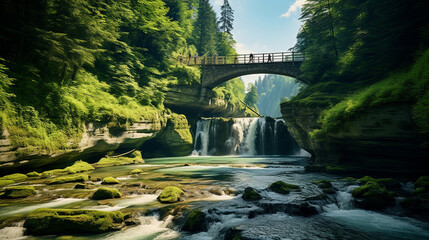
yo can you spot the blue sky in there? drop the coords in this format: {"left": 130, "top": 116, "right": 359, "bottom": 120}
{"left": 209, "top": 0, "right": 306, "bottom": 86}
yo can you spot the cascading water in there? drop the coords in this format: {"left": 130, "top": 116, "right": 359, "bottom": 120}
{"left": 192, "top": 117, "right": 300, "bottom": 156}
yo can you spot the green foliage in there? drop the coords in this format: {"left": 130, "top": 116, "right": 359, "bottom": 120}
{"left": 157, "top": 186, "right": 184, "bottom": 203}
{"left": 24, "top": 208, "right": 125, "bottom": 235}
{"left": 91, "top": 187, "right": 122, "bottom": 200}
{"left": 212, "top": 78, "right": 247, "bottom": 114}
{"left": 311, "top": 50, "right": 429, "bottom": 141}
{"left": 182, "top": 209, "right": 206, "bottom": 232}
{"left": 2, "top": 186, "right": 36, "bottom": 199}
{"left": 244, "top": 83, "right": 259, "bottom": 113}
{"left": 95, "top": 150, "right": 144, "bottom": 167}
{"left": 101, "top": 177, "right": 119, "bottom": 185}
{"left": 48, "top": 174, "right": 88, "bottom": 185}
{"left": 242, "top": 187, "right": 262, "bottom": 201}
{"left": 269, "top": 181, "right": 300, "bottom": 194}
{"left": 256, "top": 75, "right": 302, "bottom": 117}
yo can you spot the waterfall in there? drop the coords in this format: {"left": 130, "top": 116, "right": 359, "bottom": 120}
{"left": 192, "top": 117, "right": 300, "bottom": 156}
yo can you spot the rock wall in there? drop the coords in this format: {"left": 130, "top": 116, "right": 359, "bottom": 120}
{"left": 281, "top": 102, "right": 429, "bottom": 174}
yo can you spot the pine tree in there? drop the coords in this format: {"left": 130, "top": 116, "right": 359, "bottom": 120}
{"left": 192, "top": 0, "right": 218, "bottom": 55}
{"left": 218, "top": 0, "right": 234, "bottom": 35}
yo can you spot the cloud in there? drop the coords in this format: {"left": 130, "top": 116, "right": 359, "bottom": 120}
{"left": 281, "top": 0, "right": 307, "bottom": 18}
{"left": 214, "top": 0, "right": 223, "bottom": 7}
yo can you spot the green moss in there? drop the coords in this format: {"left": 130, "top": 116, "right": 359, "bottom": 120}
{"left": 95, "top": 151, "right": 144, "bottom": 167}
{"left": 101, "top": 177, "right": 119, "bottom": 185}
{"left": 64, "top": 161, "right": 94, "bottom": 174}
{"left": 48, "top": 174, "right": 88, "bottom": 185}
{"left": 414, "top": 176, "right": 429, "bottom": 195}
{"left": 325, "top": 165, "right": 358, "bottom": 174}
{"left": 352, "top": 181, "right": 394, "bottom": 210}
{"left": 357, "top": 176, "right": 375, "bottom": 184}
{"left": 0, "top": 173, "right": 28, "bottom": 182}
{"left": 130, "top": 169, "right": 143, "bottom": 174}
{"left": 91, "top": 187, "right": 122, "bottom": 200}
{"left": 2, "top": 186, "right": 36, "bottom": 198}
{"left": 357, "top": 176, "right": 399, "bottom": 188}
{"left": 0, "top": 180, "right": 14, "bottom": 187}
{"left": 157, "top": 186, "right": 184, "bottom": 203}
{"left": 24, "top": 208, "right": 125, "bottom": 235}
{"left": 269, "top": 181, "right": 300, "bottom": 194}
{"left": 41, "top": 169, "right": 67, "bottom": 178}
{"left": 26, "top": 171, "right": 41, "bottom": 177}
{"left": 182, "top": 209, "right": 206, "bottom": 232}
{"left": 312, "top": 180, "right": 336, "bottom": 194}
{"left": 242, "top": 187, "right": 262, "bottom": 200}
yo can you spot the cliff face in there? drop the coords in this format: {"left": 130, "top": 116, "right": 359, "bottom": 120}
{"left": 0, "top": 113, "right": 193, "bottom": 174}
{"left": 281, "top": 102, "right": 429, "bottom": 174}
{"left": 164, "top": 85, "right": 247, "bottom": 117}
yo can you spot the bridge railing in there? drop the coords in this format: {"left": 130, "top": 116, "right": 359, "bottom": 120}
{"left": 179, "top": 52, "right": 305, "bottom": 65}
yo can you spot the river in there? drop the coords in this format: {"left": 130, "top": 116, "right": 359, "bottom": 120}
{"left": 1, "top": 118, "right": 428, "bottom": 239}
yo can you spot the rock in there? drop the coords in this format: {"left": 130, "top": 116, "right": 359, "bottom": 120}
{"left": 258, "top": 201, "right": 318, "bottom": 216}
{"left": 209, "top": 187, "right": 225, "bottom": 196}
{"left": 24, "top": 208, "right": 125, "bottom": 235}
{"left": 182, "top": 209, "right": 206, "bottom": 232}
{"left": 0, "top": 173, "right": 27, "bottom": 182}
{"left": 157, "top": 186, "right": 184, "bottom": 203}
{"left": 400, "top": 197, "right": 429, "bottom": 215}
{"left": 95, "top": 151, "right": 144, "bottom": 167}
{"left": 48, "top": 174, "right": 88, "bottom": 185}
{"left": 312, "top": 180, "right": 336, "bottom": 194}
{"left": 352, "top": 181, "right": 395, "bottom": 210}
{"left": 64, "top": 161, "right": 95, "bottom": 174}
{"left": 242, "top": 187, "right": 262, "bottom": 201}
{"left": 414, "top": 176, "right": 429, "bottom": 195}
{"left": 357, "top": 176, "right": 400, "bottom": 189}
{"left": 0, "top": 179, "right": 14, "bottom": 187}
{"left": 74, "top": 183, "right": 87, "bottom": 189}
{"left": 26, "top": 171, "right": 41, "bottom": 177}
{"left": 125, "top": 218, "right": 141, "bottom": 226}
{"left": 224, "top": 187, "right": 237, "bottom": 195}
{"left": 130, "top": 169, "right": 143, "bottom": 174}
{"left": 2, "top": 186, "right": 36, "bottom": 198}
{"left": 91, "top": 187, "right": 122, "bottom": 200}
{"left": 101, "top": 177, "right": 119, "bottom": 185}
{"left": 269, "top": 181, "right": 300, "bottom": 194}
{"left": 305, "top": 165, "right": 325, "bottom": 172}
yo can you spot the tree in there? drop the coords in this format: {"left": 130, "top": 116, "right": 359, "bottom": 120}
{"left": 192, "top": 0, "right": 218, "bottom": 55}
{"left": 218, "top": 0, "right": 234, "bottom": 35}
{"left": 244, "top": 83, "right": 259, "bottom": 111}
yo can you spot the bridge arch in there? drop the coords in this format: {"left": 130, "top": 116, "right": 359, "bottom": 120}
{"left": 200, "top": 61, "right": 305, "bottom": 89}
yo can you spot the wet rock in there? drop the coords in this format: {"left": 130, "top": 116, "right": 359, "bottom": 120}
{"left": 101, "top": 177, "right": 119, "bottom": 185}
{"left": 414, "top": 176, "right": 429, "bottom": 195}
{"left": 242, "top": 187, "right": 262, "bottom": 201}
{"left": 91, "top": 187, "right": 122, "bottom": 200}
{"left": 352, "top": 181, "right": 395, "bottom": 210}
{"left": 312, "top": 180, "right": 336, "bottom": 194}
{"left": 400, "top": 197, "right": 429, "bottom": 215}
{"left": 182, "top": 209, "right": 206, "bottom": 232}
{"left": 74, "top": 183, "right": 87, "bottom": 189}
{"left": 2, "top": 186, "right": 36, "bottom": 198}
{"left": 224, "top": 187, "right": 237, "bottom": 196}
{"left": 24, "top": 208, "right": 125, "bottom": 235}
{"left": 357, "top": 176, "right": 400, "bottom": 189}
{"left": 157, "top": 186, "right": 184, "bottom": 203}
{"left": 125, "top": 218, "right": 141, "bottom": 226}
{"left": 268, "top": 181, "right": 300, "bottom": 194}
{"left": 222, "top": 225, "right": 247, "bottom": 240}
{"left": 209, "top": 187, "right": 225, "bottom": 196}
{"left": 258, "top": 201, "right": 318, "bottom": 217}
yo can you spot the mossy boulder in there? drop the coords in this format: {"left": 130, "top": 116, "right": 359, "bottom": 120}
{"left": 414, "top": 176, "right": 429, "bottom": 195}
{"left": 48, "top": 174, "right": 88, "bottom": 185}
{"left": 64, "top": 161, "right": 95, "bottom": 174}
{"left": 24, "top": 208, "right": 125, "bottom": 235}
{"left": 182, "top": 209, "right": 206, "bottom": 232}
{"left": 352, "top": 181, "right": 395, "bottom": 210}
{"left": 357, "top": 176, "right": 400, "bottom": 189}
{"left": 91, "top": 187, "right": 122, "bottom": 200}
{"left": 95, "top": 151, "right": 144, "bottom": 167}
{"left": 130, "top": 169, "right": 143, "bottom": 174}
{"left": 0, "top": 179, "right": 14, "bottom": 187}
{"left": 2, "top": 186, "right": 36, "bottom": 198}
{"left": 312, "top": 180, "right": 336, "bottom": 194}
{"left": 0, "top": 173, "right": 28, "bottom": 182}
{"left": 242, "top": 187, "right": 262, "bottom": 200}
{"left": 269, "top": 181, "right": 300, "bottom": 194}
{"left": 101, "top": 177, "right": 119, "bottom": 185}
{"left": 157, "top": 186, "right": 184, "bottom": 203}
{"left": 26, "top": 171, "right": 41, "bottom": 177}
{"left": 74, "top": 183, "right": 87, "bottom": 189}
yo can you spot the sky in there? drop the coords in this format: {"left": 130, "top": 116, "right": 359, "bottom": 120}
{"left": 209, "top": 0, "right": 306, "bottom": 87}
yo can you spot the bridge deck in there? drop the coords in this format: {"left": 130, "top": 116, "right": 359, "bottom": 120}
{"left": 179, "top": 52, "right": 304, "bottom": 66}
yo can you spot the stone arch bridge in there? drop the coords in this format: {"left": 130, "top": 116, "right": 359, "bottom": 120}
{"left": 180, "top": 52, "right": 306, "bottom": 89}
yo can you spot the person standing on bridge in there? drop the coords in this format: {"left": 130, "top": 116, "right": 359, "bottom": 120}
{"left": 249, "top": 53, "right": 254, "bottom": 63}
{"left": 194, "top": 53, "right": 198, "bottom": 65}
{"left": 267, "top": 54, "right": 272, "bottom": 63}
